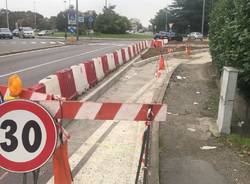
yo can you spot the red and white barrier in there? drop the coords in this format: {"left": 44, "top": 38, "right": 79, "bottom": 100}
{"left": 39, "top": 75, "right": 61, "bottom": 96}
{"left": 106, "top": 53, "right": 116, "bottom": 72}
{"left": 71, "top": 65, "right": 89, "bottom": 95}
{"left": 116, "top": 49, "right": 123, "bottom": 65}
{"left": 56, "top": 68, "right": 77, "bottom": 100}
{"left": 29, "top": 83, "right": 46, "bottom": 94}
{"left": 113, "top": 51, "right": 120, "bottom": 68}
{"left": 83, "top": 60, "right": 98, "bottom": 88}
{"left": 93, "top": 57, "right": 105, "bottom": 81}
{"left": 0, "top": 85, "right": 51, "bottom": 101}
{"left": 39, "top": 101, "right": 167, "bottom": 122}
{"left": 132, "top": 45, "right": 137, "bottom": 57}
{"left": 129, "top": 46, "right": 134, "bottom": 58}
{"left": 101, "top": 55, "right": 110, "bottom": 76}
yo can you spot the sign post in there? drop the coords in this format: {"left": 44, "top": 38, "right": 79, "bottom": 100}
{"left": 0, "top": 99, "right": 57, "bottom": 173}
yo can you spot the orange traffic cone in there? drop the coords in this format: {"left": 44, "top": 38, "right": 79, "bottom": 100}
{"left": 53, "top": 125, "right": 72, "bottom": 184}
{"left": 159, "top": 55, "right": 165, "bottom": 70}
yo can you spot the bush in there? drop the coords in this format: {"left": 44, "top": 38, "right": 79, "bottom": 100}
{"left": 209, "top": 0, "right": 250, "bottom": 95}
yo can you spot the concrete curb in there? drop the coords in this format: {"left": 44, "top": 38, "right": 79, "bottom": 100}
{"left": 133, "top": 48, "right": 209, "bottom": 68}
{"left": 81, "top": 50, "right": 148, "bottom": 101}
{"left": 0, "top": 44, "right": 66, "bottom": 56}
{"left": 148, "top": 64, "right": 181, "bottom": 184}
{"left": 146, "top": 48, "right": 209, "bottom": 183}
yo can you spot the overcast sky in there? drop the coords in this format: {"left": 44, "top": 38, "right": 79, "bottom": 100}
{"left": 0, "top": 0, "right": 173, "bottom": 26}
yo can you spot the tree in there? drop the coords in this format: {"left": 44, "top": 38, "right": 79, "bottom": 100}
{"left": 150, "top": 0, "right": 213, "bottom": 34}
{"left": 94, "top": 5, "right": 131, "bottom": 34}
{"left": 0, "top": 9, "right": 53, "bottom": 30}
{"left": 209, "top": 0, "right": 250, "bottom": 94}
{"left": 55, "top": 11, "right": 67, "bottom": 32}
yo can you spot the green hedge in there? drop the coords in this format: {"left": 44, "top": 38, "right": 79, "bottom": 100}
{"left": 209, "top": 0, "right": 250, "bottom": 95}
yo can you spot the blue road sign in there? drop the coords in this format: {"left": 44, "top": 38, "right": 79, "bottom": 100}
{"left": 68, "top": 26, "right": 76, "bottom": 33}
{"left": 68, "top": 10, "right": 76, "bottom": 25}
{"left": 88, "top": 16, "right": 94, "bottom": 23}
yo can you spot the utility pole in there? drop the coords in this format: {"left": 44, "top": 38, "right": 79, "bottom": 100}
{"left": 64, "top": 0, "right": 67, "bottom": 40}
{"left": 201, "top": 0, "right": 206, "bottom": 35}
{"left": 165, "top": 9, "right": 168, "bottom": 32}
{"left": 76, "top": 0, "right": 79, "bottom": 41}
{"left": 6, "top": 0, "right": 9, "bottom": 28}
{"left": 105, "top": 0, "right": 108, "bottom": 8}
{"left": 33, "top": 1, "right": 36, "bottom": 29}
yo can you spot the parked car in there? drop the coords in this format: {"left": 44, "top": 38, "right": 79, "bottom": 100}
{"left": 38, "top": 30, "right": 48, "bottom": 36}
{"left": 154, "top": 31, "right": 183, "bottom": 42}
{"left": 188, "top": 32, "right": 203, "bottom": 40}
{"left": 19, "top": 27, "right": 35, "bottom": 38}
{"left": 38, "top": 30, "right": 54, "bottom": 36}
{"left": 12, "top": 29, "right": 19, "bottom": 37}
{"left": 0, "top": 28, "right": 13, "bottom": 39}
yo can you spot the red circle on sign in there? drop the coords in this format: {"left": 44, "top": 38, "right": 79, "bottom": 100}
{"left": 0, "top": 99, "right": 57, "bottom": 173}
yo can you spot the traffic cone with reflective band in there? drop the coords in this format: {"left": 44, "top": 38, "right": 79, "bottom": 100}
{"left": 53, "top": 123, "right": 72, "bottom": 184}
{"left": 159, "top": 55, "right": 165, "bottom": 70}
{"left": 185, "top": 44, "right": 191, "bottom": 56}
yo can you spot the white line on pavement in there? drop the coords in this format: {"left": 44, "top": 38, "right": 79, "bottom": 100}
{"left": 46, "top": 120, "right": 115, "bottom": 184}
{"left": 40, "top": 42, "right": 46, "bottom": 44}
{"left": 0, "top": 172, "right": 8, "bottom": 181}
{"left": 0, "top": 46, "right": 116, "bottom": 78}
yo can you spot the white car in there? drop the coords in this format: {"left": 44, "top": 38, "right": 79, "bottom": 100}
{"left": 188, "top": 32, "right": 203, "bottom": 40}
{"left": 19, "top": 27, "right": 35, "bottom": 38}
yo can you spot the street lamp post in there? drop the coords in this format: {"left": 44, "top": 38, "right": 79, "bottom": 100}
{"left": 201, "top": 0, "right": 206, "bottom": 35}
{"left": 6, "top": 0, "right": 9, "bottom": 28}
{"left": 165, "top": 9, "right": 168, "bottom": 32}
{"left": 33, "top": 1, "right": 37, "bottom": 29}
{"left": 64, "top": 0, "right": 67, "bottom": 40}
{"left": 76, "top": 0, "right": 79, "bottom": 41}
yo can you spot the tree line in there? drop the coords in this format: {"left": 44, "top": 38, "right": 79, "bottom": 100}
{"left": 150, "top": 0, "right": 214, "bottom": 34}
{"left": 0, "top": 5, "right": 132, "bottom": 34}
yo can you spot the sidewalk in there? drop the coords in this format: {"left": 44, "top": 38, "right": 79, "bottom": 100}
{"left": 160, "top": 52, "right": 250, "bottom": 184}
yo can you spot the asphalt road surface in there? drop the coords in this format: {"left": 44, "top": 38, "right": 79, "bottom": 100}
{"left": 0, "top": 37, "right": 65, "bottom": 55}
{"left": 0, "top": 38, "right": 149, "bottom": 184}
{"left": 0, "top": 39, "right": 137, "bottom": 87}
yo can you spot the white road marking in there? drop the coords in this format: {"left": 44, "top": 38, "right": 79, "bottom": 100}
{"left": 0, "top": 46, "right": 116, "bottom": 78}
{"left": 0, "top": 172, "right": 8, "bottom": 180}
{"left": 40, "top": 42, "right": 46, "bottom": 44}
{"left": 50, "top": 41, "right": 56, "bottom": 44}
{"left": 31, "top": 42, "right": 37, "bottom": 44}
{"left": 46, "top": 120, "right": 115, "bottom": 184}
{"left": 0, "top": 45, "right": 71, "bottom": 58}
{"left": 58, "top": 41, "right": 65, "bottom": 45}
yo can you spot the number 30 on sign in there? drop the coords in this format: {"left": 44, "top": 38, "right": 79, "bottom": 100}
{"left": 0, "top": 99, "right": 57, "bottom": 173}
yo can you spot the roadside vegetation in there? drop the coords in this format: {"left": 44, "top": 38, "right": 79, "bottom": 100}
{"left": 209, "top": 0, "right": 250, "bottom": 96}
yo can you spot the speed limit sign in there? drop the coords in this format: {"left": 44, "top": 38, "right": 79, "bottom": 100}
{"left": 0, "top": 99, "right": 57, "bottom": 173}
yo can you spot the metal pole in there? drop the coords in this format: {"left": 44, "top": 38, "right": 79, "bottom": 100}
{"left": 201, "top": 0, "right": 206, "bottom": 35}
{"left": 6, "top": 0, "right": 9, "bottom": 28}
{"left": 34, "top": 1, "right": 36, "bottom": 29}
{"left": 105, "top": 0, "right": 107, "bottom": 8}
{"left": 76, "top": 0, "right": 79, "bottom": 41}
{"left": 165, "top": 10, "right": 168, "bottom": 32}
{"left": 64, "top": 0, "right": 67, "bottom": 40}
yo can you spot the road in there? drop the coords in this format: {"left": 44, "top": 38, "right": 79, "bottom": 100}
{"left": 0, "top": 37, "right": 65, "bottom": 55}
{"left": 0, "top": 39, "right": 136, "bottom": 87}
{"left": 0, "top": 38, "right": 152, "bottom": 184}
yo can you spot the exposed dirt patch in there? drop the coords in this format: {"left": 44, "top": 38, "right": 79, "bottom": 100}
{"left": 159, "top": 61, "right": 250, "bottom": 184}
{"left": 141, "top": 46, "right": 207, "bottom": 60}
